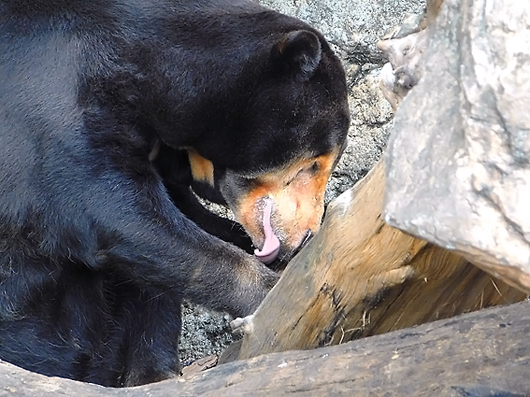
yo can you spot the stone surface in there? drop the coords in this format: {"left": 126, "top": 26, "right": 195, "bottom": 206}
{"left": 179, "top": 302, "right": 238, "bottom": 364}
{"left": 258, "top": 0, "right": 425, "bottom": 55}
{"left": 384, "top": 0, "right": 530, "bottom": 292}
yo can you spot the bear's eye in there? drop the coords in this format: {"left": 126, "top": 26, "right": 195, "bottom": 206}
{"left": 286, "top": 161, "right": 320, "bottom": 186}
{"left": 238, "top": 176, "right": 259, "bottom": 189}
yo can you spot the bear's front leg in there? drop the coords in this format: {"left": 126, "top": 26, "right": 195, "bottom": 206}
{"left": 165, "top": 181, "right": 255, "bottom": 254}
{"left": 92, "top": 174, "right": 279, "bottom": 318}
{"left": 153, "top": 146, "right": 255, "bottom": 254}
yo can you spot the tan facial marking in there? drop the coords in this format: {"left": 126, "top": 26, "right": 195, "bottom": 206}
{"left": 235, "top": 150, "right": 339, "bottom": 252}
{"left": 187, "top": 149, "right": 214, "bottom": 186}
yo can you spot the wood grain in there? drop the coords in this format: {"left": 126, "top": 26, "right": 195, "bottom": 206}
{"left": 235, "top": 160, "right": 525, "bottom": 360}
{"left": 2, "top": 301, "right": 530, "bottom": 396}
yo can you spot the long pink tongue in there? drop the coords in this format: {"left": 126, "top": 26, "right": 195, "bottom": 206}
{"left": 254, "top": 199, "right": 280, "bottom": 264}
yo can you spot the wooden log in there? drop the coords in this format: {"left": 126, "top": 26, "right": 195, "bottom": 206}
{"left": 2, "top": 301, "right": 530, "bottom": 395}
{"left": 233, "top": 159, "right": 525, "bottom": 360}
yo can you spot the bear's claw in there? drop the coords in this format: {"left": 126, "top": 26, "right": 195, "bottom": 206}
{"left": 230, "top": 313, "right": 255, "bottom": 336}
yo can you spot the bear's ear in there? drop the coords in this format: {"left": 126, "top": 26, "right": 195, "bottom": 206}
{"left": 272, "top": 30, "right": 322, "bottom": 81}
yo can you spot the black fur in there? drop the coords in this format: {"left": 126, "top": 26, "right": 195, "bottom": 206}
{"left": 0, "top": 0, "right": 349, "bottom": 387}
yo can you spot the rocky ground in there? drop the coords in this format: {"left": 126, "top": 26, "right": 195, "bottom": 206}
{"left": 179, "top": 0, "right": 426, "bottom": 366}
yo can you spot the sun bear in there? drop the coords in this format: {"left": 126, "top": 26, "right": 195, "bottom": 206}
{"left": 0, "top": 0, "right": 349, "bottom": 387}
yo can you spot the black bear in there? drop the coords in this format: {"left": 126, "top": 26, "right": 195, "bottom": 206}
{"left": 0, "top": 0, "right": 349, "bottom": 387}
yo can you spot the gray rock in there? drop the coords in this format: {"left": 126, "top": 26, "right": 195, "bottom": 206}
{"left": 384, "top": 0, "right": 530, "bottom": 291}
{"left": 179, "top": 301, "right": 238, "bottom": 364}
{"left": 327, "top": 66, "right": 395, "bottom": 203}
{"left": 258, "top": 0, "right": 425, "bottom": 56}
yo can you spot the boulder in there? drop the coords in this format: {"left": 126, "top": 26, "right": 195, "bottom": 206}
{"left": 384, "top": 0, "right": 530, "bottom": 292}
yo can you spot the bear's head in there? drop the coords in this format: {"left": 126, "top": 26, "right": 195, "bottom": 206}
{"left": 182, "top": 28, "right": 350, "bottom": 264}
{"left": 84, "top": 6, "right": 349, "bottom": 265}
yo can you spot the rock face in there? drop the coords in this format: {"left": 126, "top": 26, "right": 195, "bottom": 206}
{"left": 384, "top": 0, "right": 530, "bottom": 292}
{"left": 258, "top": 0, "right": 425, "bottom": 56}
{"left": 180, "top": 0, "right": 427, "bottom": 363}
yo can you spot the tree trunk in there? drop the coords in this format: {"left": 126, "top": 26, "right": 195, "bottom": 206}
{"left": 233, "top": 160, "right": 525, "bottom": 360}
{"left": 2, "top": 301, "right": 530, "bottom": 396}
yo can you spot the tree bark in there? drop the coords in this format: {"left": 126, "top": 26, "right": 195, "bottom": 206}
{"left": 232, "top": 159, "right": 525, "bottom": 361}
{"left": 2, "top": 301, "right": 530, "bottom": 396}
